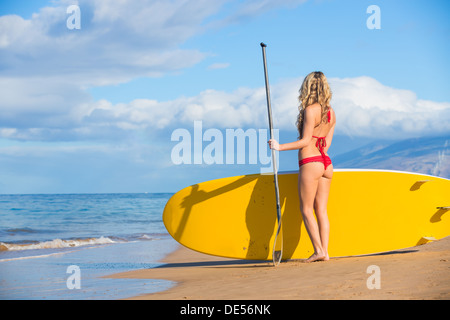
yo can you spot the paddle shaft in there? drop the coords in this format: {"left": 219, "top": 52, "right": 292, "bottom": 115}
{"left": 260, "top": 42, "right": 282, "bottom": 265}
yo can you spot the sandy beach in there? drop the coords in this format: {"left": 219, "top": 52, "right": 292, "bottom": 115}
{"left": 109, "top": 236, "right": 450, "bottom": 300}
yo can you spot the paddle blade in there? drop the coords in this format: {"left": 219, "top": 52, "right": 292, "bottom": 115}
{"left": 272, "top": 221, "right": 283, "bottom": 266}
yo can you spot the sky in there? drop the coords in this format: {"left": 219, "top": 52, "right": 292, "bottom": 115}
{"left": 0, "top": 0, "right": 449, "bottom": 194}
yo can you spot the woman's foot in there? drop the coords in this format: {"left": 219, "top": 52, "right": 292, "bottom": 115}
{"left": 304, "top": 251, "right": 328, "bottom": 263}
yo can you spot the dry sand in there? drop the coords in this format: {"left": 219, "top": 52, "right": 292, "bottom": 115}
{"left": 110, "top": 236, "right": 450, "bottom": 300}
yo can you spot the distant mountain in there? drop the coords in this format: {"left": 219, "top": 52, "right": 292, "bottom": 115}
{"left": 333, "top": 136, "right": 450, "bottom": 179}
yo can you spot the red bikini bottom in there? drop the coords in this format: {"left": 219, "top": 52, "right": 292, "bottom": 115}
{"left": 298, "top": 155, "right": 332, "bottom": 170}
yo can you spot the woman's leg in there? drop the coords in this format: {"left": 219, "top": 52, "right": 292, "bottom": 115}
{"left": 314, "top": 164, "right": 333, "bottom": 261}
{"left": 298, "top": 162, "right": 326, "bottom": 262}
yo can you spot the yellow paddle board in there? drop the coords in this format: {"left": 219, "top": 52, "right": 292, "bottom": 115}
{"left": 163, "top": 169, "right": 450, "bottom": 260}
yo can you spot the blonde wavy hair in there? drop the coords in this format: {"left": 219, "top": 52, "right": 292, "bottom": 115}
{"left": 296, "top": 71, "right": 332, "bottom": 138}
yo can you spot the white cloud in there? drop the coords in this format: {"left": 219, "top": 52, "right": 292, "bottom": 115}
{"left": 81, "top": 76, "right": 449, "bottom": 140}
{"left": 329, "top": 76, "right": 450, "bottom": 138}
{"left": 3, "top": 75, "right": 448, "bottom": 142}
{"left": 0, "top": 0, "right": 222, "bottom": 86}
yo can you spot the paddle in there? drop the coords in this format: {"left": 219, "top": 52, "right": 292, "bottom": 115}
{"left": 260, "top": 42, "right": 283, "bottom": 266}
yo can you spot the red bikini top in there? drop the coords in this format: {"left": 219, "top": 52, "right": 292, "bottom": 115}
{"left": 312, "top": 110, "right": 331, "bottom": 156}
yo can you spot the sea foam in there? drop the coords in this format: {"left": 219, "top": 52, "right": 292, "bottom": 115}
{"left": 0, "top": 236, "right": 115, "bottom": 251}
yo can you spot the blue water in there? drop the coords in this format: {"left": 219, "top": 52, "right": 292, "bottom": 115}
{"left": 0, "top": 193, "right": 178, "bottom": 300}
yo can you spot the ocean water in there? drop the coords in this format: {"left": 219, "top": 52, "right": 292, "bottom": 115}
{"left": 0, "top": 193, "right": 178, "bottom": 300}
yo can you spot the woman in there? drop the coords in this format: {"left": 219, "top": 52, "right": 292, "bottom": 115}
{"left": 269, "top": 71, "right": 335, "bottom": 262}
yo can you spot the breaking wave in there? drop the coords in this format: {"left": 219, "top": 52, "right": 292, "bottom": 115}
{"left": 0, "top": 236, "right": 115, "bottom": 252}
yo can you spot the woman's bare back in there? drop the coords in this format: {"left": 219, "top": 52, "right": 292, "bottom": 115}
{"left": 298, "top": 103, "right": 336, "bottom": 162}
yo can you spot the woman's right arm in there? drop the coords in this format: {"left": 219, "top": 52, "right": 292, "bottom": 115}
{"left": 269, "top": 106, "right": 317, "bottom": 151}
